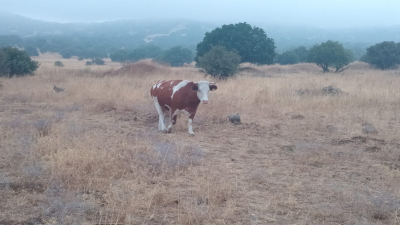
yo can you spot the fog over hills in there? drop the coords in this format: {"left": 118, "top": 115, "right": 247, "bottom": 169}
{"left": 1, "top": 11, "right": 400, "bottom": 57}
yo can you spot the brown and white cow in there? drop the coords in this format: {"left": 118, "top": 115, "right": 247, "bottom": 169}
{"left": 150, "top": 80, "right": 217, "bottom": 135}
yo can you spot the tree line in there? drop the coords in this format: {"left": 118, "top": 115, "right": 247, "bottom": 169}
{"left": 1, "top": 22, "right": 400, "bottom": 78}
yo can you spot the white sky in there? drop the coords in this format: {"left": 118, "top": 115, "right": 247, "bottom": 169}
{"left": 1, "top": 0, "right": 400, "bottom": 27}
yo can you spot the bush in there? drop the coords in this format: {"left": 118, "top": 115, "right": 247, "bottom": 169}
{"left": 92, "top": 58, "right": 105, "bottom": 65}
{"left": 54, "top": 61, "right": 64, "bottom": 67}
{"left": 78, "top": 57, "right": 84, "bottom": 61}
{"left": 196, "top": 22, "right": 275, "bottom": 65}
{"left": 0, "top": 47, "right": 39, "bottom": 77}
{"left": 275, "top": 51, "right": 299, "bottom": 65}
{"left": 155, "top": 46, "right": 192, "bottom": 67}
{"left": 196, "top": 46, "right": 241, "bottom": 79}
{"left": 361, "top": 41, "right": 400, "bottom": 70}
{"left": 85, "top": 61, "right": 93, "bottom": 66}
{"left": 308, "top": 40, "right": 352, "bottom": 72}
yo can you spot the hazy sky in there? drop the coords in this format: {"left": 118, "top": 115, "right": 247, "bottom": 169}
{"left": 1, "top": 0, "right": 400, "bottom": 27}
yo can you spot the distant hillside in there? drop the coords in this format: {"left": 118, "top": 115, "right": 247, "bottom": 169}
{"left": 1, "top": 12, "right": 400, "bottom": 59}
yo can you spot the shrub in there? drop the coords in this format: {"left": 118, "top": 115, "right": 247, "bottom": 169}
{"left": 54, "top": 61, "right": 64, "bottom": 67}
{"left": 196, "top": 46, "right": 241, "bottom": 79}
{"left": 92, "top": 58, "right": 105, "bottom": 65}
{"left": 155, "top": 46, "right": 193, "bottom": 67}
{"left": 85, "top": 61, "right": 93, "bottom": 66}
{"left": 0, "top": 47, "right": 39, "bottom": 77}
{"left": 196, "top": 22, "right": 275, "bottom": 65}
{"left": 78, "top": 57, "right": 84, "bottom": 61}
{"left": 308, "top": 40, "right": 352, "bottom": 72}
{"left": 361, "top": 41, "right": 400, "bottom": 70}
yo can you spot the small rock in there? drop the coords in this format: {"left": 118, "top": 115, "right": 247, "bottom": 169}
{"left": 363, "top": 124, "right": 378, "bottom": 134}
{"left": 291, "top": 115, "right": 305, "bottom": 120}
{"left": 326, "top": 125, "right": 338, "bottom": 132}
{"left": 282, "top": 145, "right": 296, "bottom": 153}
{"left": 365, "top": 146, "right": 381, "bottom": 152}
{"left": 228, "top": 113, "right": 241, "bottom": 124}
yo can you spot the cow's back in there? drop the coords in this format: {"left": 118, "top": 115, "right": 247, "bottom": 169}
{"left": 151, "top": 80, "right": 183, "bottom": 111}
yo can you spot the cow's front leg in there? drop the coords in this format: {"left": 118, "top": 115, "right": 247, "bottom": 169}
{"left": 188, "top": 113, "right": 196, "bottom": 135}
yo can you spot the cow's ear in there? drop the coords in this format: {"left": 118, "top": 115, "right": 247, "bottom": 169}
{"left": 192, "top": 83, "right": 199, "bottom": 91}
{"left": 209, "top": 84, "right": 218, "bottom": 91}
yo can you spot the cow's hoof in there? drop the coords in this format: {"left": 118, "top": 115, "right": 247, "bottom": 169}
{"left": 167, "top": 128, "right": 172, "bottom": 133}
{"left": 189, "top": 132, "right": 195, "bottom": 136}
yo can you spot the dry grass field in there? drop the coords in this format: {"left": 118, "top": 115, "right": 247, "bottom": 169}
{"left": 1, "top": 55, "right": 400, "bottom": 224}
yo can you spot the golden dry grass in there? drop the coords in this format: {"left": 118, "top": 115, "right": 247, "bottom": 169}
{"left": 0, "top": 58, "right": 400, "bottom": 224}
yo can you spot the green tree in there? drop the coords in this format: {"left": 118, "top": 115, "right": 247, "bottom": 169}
{"left": 60, "top": 48, "right": 73, "bottom": 58}
{"left": 275, "top": 51, "right": 299, "bottom": 65}
{"left": 0, "top": 47, "right": 39, "bottom": 77}
{"left": 293, "top": 46, "right": 309, "bottom": 63}
{"left": 129, "top": 45, "right": 163, "bottom": 61}
{"left": 308, "top": 40, "right": 352, "bottom": 72}
{"left": 197, "top": 46, "right": 241, "bottom": 79}
{"left": 196, "top": 22, "right": 275, "bottom": 65}
{"left": 156, "top": 46, "right": 193, "bottom": 67}
{"left": 0, "top": 50, "right": 8, "bottom": 75}
{"left": 110, "top": 49, "right": 129, "bottom": 62}
{"left": 361, "top": 41, "right": 400, "bottom": 70}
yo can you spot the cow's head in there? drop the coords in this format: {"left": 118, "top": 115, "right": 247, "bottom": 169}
{"left": 192, "top": 81, "right": 218, "bottom": 104}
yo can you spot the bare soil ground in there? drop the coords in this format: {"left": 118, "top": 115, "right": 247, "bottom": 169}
{"left": 0, "top": 58, "right": 400, "bottom": 224}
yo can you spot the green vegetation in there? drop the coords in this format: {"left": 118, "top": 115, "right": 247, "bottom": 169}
{"left": 293, "top": 46, "right": 309, "bottom": 63}
{"left": 110, "top": 50, "right": 129, "bottom": 63}
{"left": 92, "top": 58, "right": 105, "bottom": 65}
{"left": 0, "top": 47, "right": 39, "bottom": 77}
{"left": 197, "top": 46, "right": 241, "bottom": 78}
{"left": 129, "top": 45, "right": 163, "bottom": 62}
{"left": 275, "top": 51, "right": 299, "bottom": 65}
{"left": 110, "top": 45, "right": 163, "bottom": 63}
{"left": 308, "top": 41, "right": 352, "bottom": 72}
{"left": 24, "top": 46, "right": 39, "bottom": 56}
{"left": 361, "top": 41, "right": 400, "bottom": 70}
{"left": 155, "top": 46, "right": 193, "bottom": 67}
{"left": 54, "top": 61, "right": 64, "bottom": 67}
{"left": 0, "top": 50, "right": 8, "bottom": 75}
{"left": 196, "top": 22, "right": 276, "bottom": 65}
{"left": 85, "top": 61, "right": 93, "bottom": 66}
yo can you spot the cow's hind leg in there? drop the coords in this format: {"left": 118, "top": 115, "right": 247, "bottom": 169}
{"left": 167, "top": 109, "right": 178, "bottom": 133}
{"left": 153, "top": 97, "right": 167, "bottom": 132}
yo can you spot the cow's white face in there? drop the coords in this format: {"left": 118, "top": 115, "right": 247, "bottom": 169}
{"left": 193, "top": 81, "right": 217, "bottom": 104}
